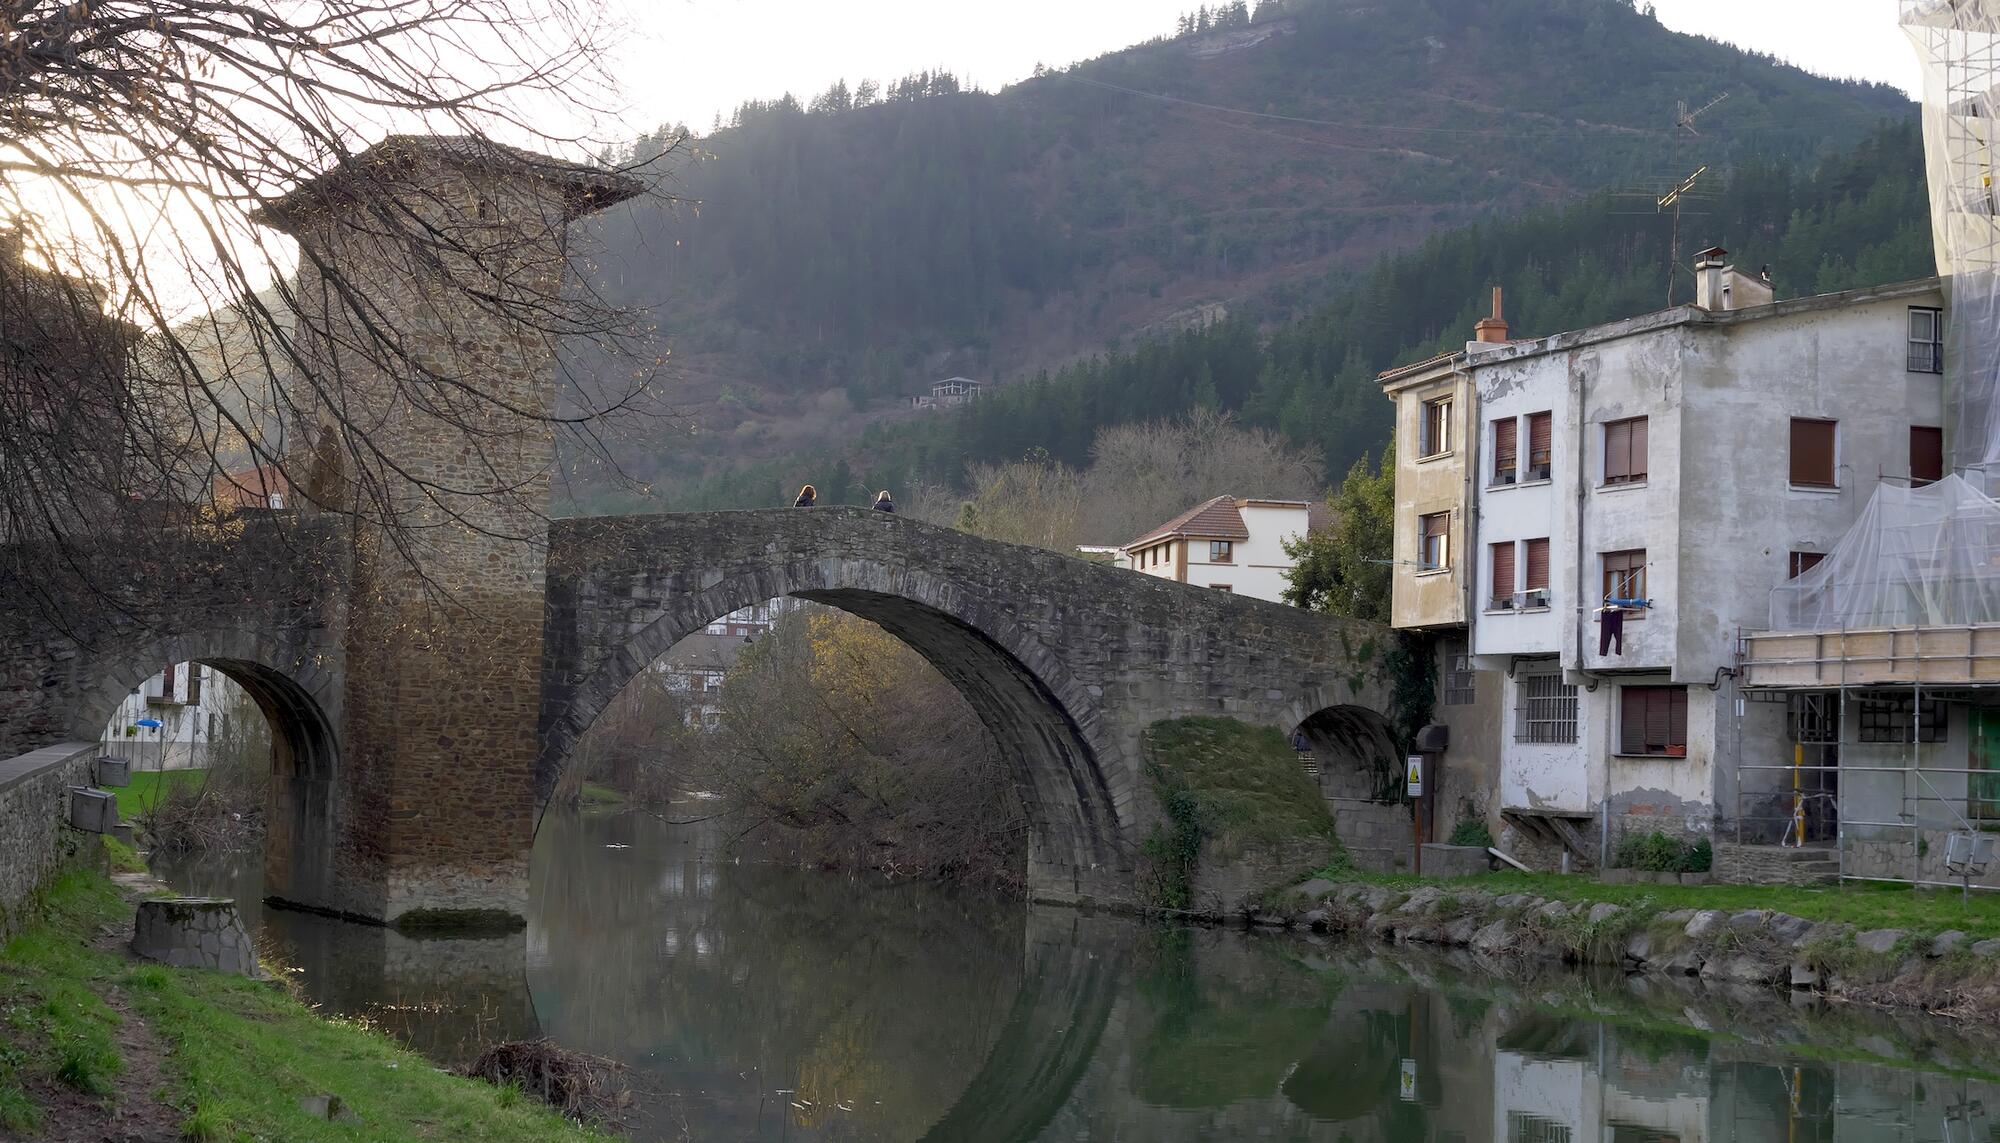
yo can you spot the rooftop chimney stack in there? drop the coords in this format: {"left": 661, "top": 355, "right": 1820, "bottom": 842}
{"left": 1473, "top": 286, "right": 1510, "bottom": 343}
{"left": 1694, "top": 246, "right": 1729, "bottom": 311}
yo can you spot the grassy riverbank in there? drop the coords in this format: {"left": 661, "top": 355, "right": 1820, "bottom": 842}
{"left": 0, "top": 865, "right": 604, "bottom": 1141}
{"left": 111, "top": 770, "right": 204, "bottom": 820}
{"left": 1320, "top": 866, "right": 2000, "bottom": 940}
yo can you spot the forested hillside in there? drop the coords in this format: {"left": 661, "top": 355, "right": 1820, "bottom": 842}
{"left": 569, "top": 0, "right": 1916, "bottom": 511}
{"left": 600, "top": 118, "right": 1933, "bottom": 518}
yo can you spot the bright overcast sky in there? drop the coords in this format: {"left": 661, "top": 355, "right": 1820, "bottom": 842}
{"left": 601, "top": 0, "right": 1917, "bottom": 137}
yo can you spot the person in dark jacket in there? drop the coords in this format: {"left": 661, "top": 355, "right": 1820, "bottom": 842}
{"left": 873, "top": 490, "right": 896, "bottom": 514}
{"left": 794, "top": 484, "right": 817, "bottom": 507}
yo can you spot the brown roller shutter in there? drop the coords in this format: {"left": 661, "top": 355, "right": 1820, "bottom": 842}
{"left": 1493, "top": 418, "right": 1518, "bottom": 480}
{"left": 1524, "top": 538, "right": 1550, "bottom": 590}
{"left": 1620, "top": 688, "right": 1646, "bottom": 754}
{"left": 1630, "top": 418, "right": 1648, "bottom": 479}
{"left": 1490, "top": 542, "right": 1515, "bottom": 604}
{"left": 1790, "top": 419, "right": 1837, "bottom": 487}
{"left": 1527, "top": 411, "right": 1552, "bottom": 472}
{"left": 1912, "top": 425, "right": 1943, "bottom": 486}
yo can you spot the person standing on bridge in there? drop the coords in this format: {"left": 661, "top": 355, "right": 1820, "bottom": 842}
{"left": 794, "top": 484, "right": 817, "bottom": 508}
{"left": 873, "top": 490, "right": 896, "bottom": 514}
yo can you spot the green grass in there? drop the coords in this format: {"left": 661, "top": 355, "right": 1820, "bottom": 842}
{"left": 0, "top": 869, "right": 609, "bottom": 1141}
{"left": 111, "top": 770, "right": 205, "bottom": 820}
{"left": 1144, "top": 717, "right": 1338, "bottom": 858}
{"left": 578, "top": 784, "right": 626, "bottom": 807}
{"left": 1321, "top": 867, "right": 2000, "bottom": 940}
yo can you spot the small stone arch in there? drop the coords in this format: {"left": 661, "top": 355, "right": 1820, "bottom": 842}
{"left": 1284, "top": 693, "right": 1408, "bottom": 873}
{"left": 539, "top": 556, "right": 1132, "bottom": 902}
{"left": 75, "top": 626, "right": 342, "bottom": 904}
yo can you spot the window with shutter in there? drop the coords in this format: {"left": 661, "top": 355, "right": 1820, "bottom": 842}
{"left": 1602, "top": 549, "right": 1646, "bottom": 605}
{"left": 1489, "top": 542, "right": 1516, "bottom": 608}
{"left": 1420, "top": 396, "right": 1453, "bottom": 457}
{"left": 1788, "top": 551, "right": 1825, "bottom": 579}
{"left": 1620, "top": 686, "right": 1687, "bottom": 755}
{"left": 1603, "top": 417, "right": 1647, "bottom": 485}
{"left": 1789, "top": 418, "right": 1838, "bottom": 488}
{"left": 1492, "top": 417, "right": 1518, "bottom": 484}
{"left": 1419, "top": 512, "right": 1451, "bottom": 570}
{"left": 1524, "top": 538, "right": 1550, "bottom": 595}
{"left": 186, "top": 665, "right": 202, "bottom": 708}
{"left": 1912, "top": 425, "right": 1944, "bottom": 486}
{"left": 1526, "top": 411, "right": 1552, "bottom": 479}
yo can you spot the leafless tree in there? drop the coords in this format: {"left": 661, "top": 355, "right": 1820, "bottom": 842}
{"left": 0, "top": 0, "right": 673, "bottom": 623}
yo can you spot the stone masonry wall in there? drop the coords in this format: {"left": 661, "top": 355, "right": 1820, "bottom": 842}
{"left": 0, "top": 743, "right": 100, "bottom": 937}
{"left": 543, "top": 509, "right": 1406, "bottom": 909}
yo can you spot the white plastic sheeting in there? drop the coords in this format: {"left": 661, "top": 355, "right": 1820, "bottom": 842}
{"left": 1770, "top": 475, "right": 2000, "bottom": 628}
{"left": 1907, "top": 0, "right": 2000, "bottom": 475}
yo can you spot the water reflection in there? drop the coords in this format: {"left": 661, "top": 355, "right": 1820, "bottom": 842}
{"left": 154, "top": 810, "right": 2000, "bottom": 1141}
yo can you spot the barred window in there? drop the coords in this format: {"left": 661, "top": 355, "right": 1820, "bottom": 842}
{"left": 1858, "top": 696, "right": 1946, "bottom": 744}
{"left": 1507, "top": 1112, "right": 1573, "bottom": 1143}
{"left": 1443, "top": 654, "right": 1477, "bottom": 706}
{"left": 1787, "top": 693, "right": 1840, "bottom": 744}
{"left": 1517, "top": 674, "right": 1579, "bottom": 744}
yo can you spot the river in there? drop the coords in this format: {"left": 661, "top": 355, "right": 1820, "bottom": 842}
{"left": 153, "top": 807, "right": 2000, "bottom": 1141}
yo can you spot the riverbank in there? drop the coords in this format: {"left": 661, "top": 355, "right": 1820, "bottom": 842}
{"left": 0, "top": 858, "right": 607, "bottom": 1141}
{"left": 1259, "top": 871, "right": 2000, "bottom": 1019}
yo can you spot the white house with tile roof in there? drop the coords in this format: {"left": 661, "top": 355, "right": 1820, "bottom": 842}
{"left": 1118, "top": 495, "right": 1321, "bottom": 603}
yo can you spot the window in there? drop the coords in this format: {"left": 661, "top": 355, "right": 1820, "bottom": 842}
{"left": 1602, "top": 549, "right": 1646, "bottom": 604}
{"left": 1420, "top": 396, "right": 1453, "bottom": 457}
{"left": 1492, "top": 417, "right": 1518, "bottom": 484}
{"left": 1210, "top": 583, "right": 1232, "bottom": 593}
{"left": 1419, "top": 512, "right": 1451, "bottom": 571}
{"left": 1489, "top": 542, "right": 1516, "bottom": 608}
{"left": 1620, "top": 686, "right": 1688, "bottom": 755}
{"left": 186, "top": 666, "right": 201, "bottom": 708}
{"left": 1603, "top": 417, "right": 1647, "bottom": 485}
{"left": 1526, "top": 411, "right": 1552, "bottom": 480}
{"left": 1788, "top": 551, "right": 1825, "bottom": 579}
{"left": 1519, "top": 674, "right": 1579, "bottom": 744}
{"left": 1788, "top": 693, "right": 1840, "bottom": 744}
{"left": 1789, "top": 418, "right": 1838, "bottom": 488}
{"left": 1523, "top": 538, "right": 1550, "bottom": 601}
{"left": 1443, "top": 652, "right": 1477, "bottom": 705}
{"left": 1910, "top": 306, "right": 1944, "bottom": 374}
{"left": 1209, "top": 540, "right": 1234, "bottom": 563}
{"left": 1858, "top": 696, "right": 1947, "bottom": 744}
{"left": 1912, "top": 425, "right": 1944, "bottom": 487}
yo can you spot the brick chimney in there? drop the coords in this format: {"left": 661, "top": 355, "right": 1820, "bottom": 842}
{"left": 1473, "top": 286, "right": 1509, "bottom": 343}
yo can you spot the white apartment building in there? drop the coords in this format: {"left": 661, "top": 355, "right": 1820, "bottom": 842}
{"left": 100, "top": 662, "right": 250, "bottom": 770}
{"left": 1119, "top": 495, "right": 1321, "bottom": 602}
{"left": 1387, "top": 253, "right": 1950, "bottom": 868}
{"left": 652, "top": 600, "right": 793, "bottom": 729}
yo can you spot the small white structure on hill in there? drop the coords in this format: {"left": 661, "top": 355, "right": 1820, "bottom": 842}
{"left": 910, "top": 377, "right": 981, "bottom": 410}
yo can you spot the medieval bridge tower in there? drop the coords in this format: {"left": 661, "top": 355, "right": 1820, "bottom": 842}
{"left": 257, "top": 137, "right": 640, "bottom": 922}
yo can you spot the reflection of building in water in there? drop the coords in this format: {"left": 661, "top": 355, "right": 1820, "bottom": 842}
{"left": 1496, "top": 1029, "right": 1708, "bottom": 1143}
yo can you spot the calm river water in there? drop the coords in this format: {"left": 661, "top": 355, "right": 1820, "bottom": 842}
{"left": 154, "top": 808, "right": 2000, "bottom": 1141}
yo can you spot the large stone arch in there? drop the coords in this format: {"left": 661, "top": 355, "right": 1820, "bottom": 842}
{"left": 71, "top": 625, "right": 345, "bottom": 906}
{"left": 539, "top": 554, "right": 1131, "bottom": 902}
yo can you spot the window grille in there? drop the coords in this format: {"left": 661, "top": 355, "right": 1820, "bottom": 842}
{"left": 1517, "top": 674, "right": 1578, "bottom": 743}
{"left": 1857, "top": 696, "right": 1946, "bottom": 744}
{"left": 1507, "top": 1112, "right": 1573, "bottom": 1143}
{"left": 1444, "top": 655, "right": 1477, "bottom": 706}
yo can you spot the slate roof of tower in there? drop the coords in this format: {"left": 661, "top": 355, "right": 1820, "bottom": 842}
{"left": 255, "top": 135, "right": 641, "bottom": 230}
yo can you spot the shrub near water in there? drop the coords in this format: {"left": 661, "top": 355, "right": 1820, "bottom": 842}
{"left": 1614, "top": 831, "right": 1713, "bottom": 873}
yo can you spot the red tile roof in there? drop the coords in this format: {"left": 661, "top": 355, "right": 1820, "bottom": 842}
{"left": 1125, "top": 495, "right": 1250, "bottom": 548}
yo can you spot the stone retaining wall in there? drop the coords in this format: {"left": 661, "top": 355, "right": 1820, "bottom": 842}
{"left": 1255, "top": 879, "right": 2000, "bottom": 1019}
{"left": 0, "top": 742, "right": 101, "bottom": 937}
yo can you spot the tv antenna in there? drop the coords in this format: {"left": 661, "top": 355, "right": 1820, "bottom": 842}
{"left": 1675, "top": 92, "right": 1729, "bottom": 136}
{"left": 1659, "top": 165, "right": 1708, "bottom": 307}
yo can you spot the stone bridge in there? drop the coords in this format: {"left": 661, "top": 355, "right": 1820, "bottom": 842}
{"left": 2, "top": 508, "right": 1406, "bottom": 923}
